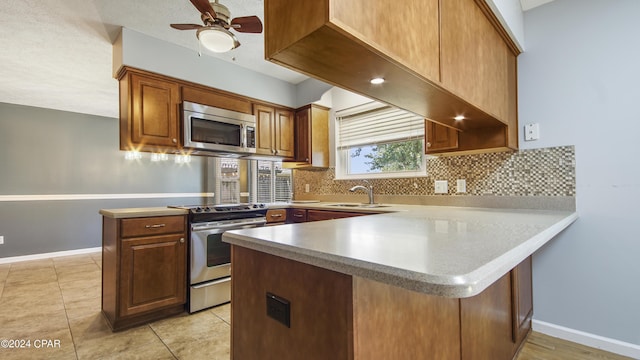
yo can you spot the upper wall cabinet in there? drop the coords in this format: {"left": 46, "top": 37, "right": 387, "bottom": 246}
{"left": 264, "top": 0, "right": 520, "bottom": 155}
{"left": 119, "top": 70, "right": 181, "bottom": 152}
{"left": 253, "top": 103, "right": 295, "bottom": 158}
{"left": 116, "top": 67, "right": 293, "bottom": 157}
{"left": 289, "top": 104, "right": 330, "bottom": 168}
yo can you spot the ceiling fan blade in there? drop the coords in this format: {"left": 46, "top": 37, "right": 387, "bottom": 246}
{"left": 230, "top": 16, "right": 263, "bottom": 33}
{"left": 190, "top": 0, "right": 217, "bottom": 19}
{"left": 170, "top": 23, "right": 203, "bottom": 30}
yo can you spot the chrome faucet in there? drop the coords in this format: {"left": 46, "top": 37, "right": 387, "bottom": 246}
{"left": 349, "top": 185, "right": 375, "bottom": 205}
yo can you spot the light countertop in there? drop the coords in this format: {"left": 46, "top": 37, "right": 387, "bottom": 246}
{"left": 223, "top": 203, "right": 577, "bottom": 298}
{"left": 99, "top": 207, "right": 188, "bottom": 218}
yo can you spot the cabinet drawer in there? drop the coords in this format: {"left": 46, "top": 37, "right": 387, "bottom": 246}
{"left": 121, "top": 216, "right": 185, "bottom": 238}
{"left": 266, "top": 209, "right": 287, "bottom": 223}
{"left": 289, "top": 209, "right": 308, "bottom": 223}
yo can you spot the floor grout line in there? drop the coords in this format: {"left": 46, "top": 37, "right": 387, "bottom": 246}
{"left": 148, "top": 324, "right": 179, "bottom": 360}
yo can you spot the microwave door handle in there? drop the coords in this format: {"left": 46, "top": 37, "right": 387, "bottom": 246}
{"left": 240, "top": 123, "right": 245, "bottom": 148}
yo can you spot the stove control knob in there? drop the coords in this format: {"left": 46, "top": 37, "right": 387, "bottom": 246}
{"left": 203, "top": 207, "right": 211, "bottom": 212}
{"left": 194, "top": 207, "right": 203, "bottom": 213}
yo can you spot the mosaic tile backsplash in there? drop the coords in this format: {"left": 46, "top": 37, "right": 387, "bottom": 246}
{"left": 293, "top": 146, "right": 575, "bottom": 197}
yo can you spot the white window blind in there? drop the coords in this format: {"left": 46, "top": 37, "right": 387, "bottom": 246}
{"left": 253, "top": 160, "right": 292, "bottom": 203}
{"left": 336, "top": 102, "right": 425, "bottom": 148}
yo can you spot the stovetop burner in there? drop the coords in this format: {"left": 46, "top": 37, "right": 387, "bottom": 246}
{"left": 169, "top": 203, "right": 267, "bottom": 214}
{"left": 168, "top": 203, "right": 269, "bottom": 223}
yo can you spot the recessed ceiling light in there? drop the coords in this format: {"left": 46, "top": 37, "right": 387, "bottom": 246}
{"left": 454, "top": 115, "right": 465, "bottom": 121}
{"left": 370, "top": 77, "right": 385, "bottom": 85}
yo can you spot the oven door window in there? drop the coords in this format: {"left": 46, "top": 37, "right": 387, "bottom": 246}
{"left": 206, "top": 232, "right": 231, "bottom": 267}
{"left": 191, "top": 117, "right": 241, "bottom": 146}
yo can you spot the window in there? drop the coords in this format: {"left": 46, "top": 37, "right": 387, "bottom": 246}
{"left": 335, "top": 102, "right": 426, "bottom": 179}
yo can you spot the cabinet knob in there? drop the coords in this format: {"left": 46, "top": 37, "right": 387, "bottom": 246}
{"left": 305, "top": 158, "right": 309, "bottom": 162}
{"left": 426, "top": 142, "right": 432, "bottom": 148}
{"left": 180, "top": 238, "right": 185, "bottom": 243}
{"left": 172, "top": 138, "right": 177, "bottom": 144}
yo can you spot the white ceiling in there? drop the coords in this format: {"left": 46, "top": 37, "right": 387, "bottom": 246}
{"left": 0, "top": 0, "right": 553, "bottom": 120}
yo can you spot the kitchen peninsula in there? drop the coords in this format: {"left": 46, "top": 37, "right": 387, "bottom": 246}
{"left": 223, "top": 204, "right": 577, "bottom": 359}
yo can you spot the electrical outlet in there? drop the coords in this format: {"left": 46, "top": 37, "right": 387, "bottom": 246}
{"left": 456, "top": 179, "right": 467, "bottom": 193}
{"left": 434, "top": 180, "right": 448, "bottom": 194}
{"left": 0, "top": 236, "right": 4, "bottom": 245}
{"left": 524, "top": 123, "right": 540, "bottom": 141}
{"left": 305, "top": 184, "right": 310, "bottom": 193}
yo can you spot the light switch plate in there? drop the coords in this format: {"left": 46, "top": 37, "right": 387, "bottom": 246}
{"left": 435, "top": 180, "right": 448, "bottom": 194}
{"left": 0, "top": 236, "right": 4, "bottom": 245}
{"left": 524, "top": 123, "right": 540, "bottom": 141}
{"left": 305, "top": 184, "right": 310, "bottom": 193}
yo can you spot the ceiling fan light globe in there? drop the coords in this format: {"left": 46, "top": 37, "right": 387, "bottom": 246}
{"left": 197, "top": 26, "right": 239, "bottom": 53}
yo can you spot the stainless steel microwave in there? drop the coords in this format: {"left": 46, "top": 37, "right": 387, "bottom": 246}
{"left": 182, "top": 101, "right": 256, "bottom": 156}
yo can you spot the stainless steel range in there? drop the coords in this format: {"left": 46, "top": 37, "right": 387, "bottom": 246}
{"left": 170, "top": 203, "right": 268, "bottom": 313}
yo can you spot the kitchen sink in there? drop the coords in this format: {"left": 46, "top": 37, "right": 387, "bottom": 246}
{"left": 328, "top": 203, "right": 390, "bottom": 208}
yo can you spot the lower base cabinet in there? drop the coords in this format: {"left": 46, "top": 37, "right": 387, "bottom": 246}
{"left": 102, "top": 215, "right": 187, "bottom": 331}
{"left": 231, "top": 246, "right": 532, "bottom": 360}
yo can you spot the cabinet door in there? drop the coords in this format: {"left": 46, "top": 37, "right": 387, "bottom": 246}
{"left": 129, "top": 73, "right": 180, "bottom": 148}
{"left": 425, "top": 120, "right": 459, "bottom": 153}
{"left": 511, "top": 256, "right": 533, "bottom": 345}
{"left": 254, "top": 104, "right": 276, "bottom": 156}
{"left": 294, "top": 107, "right": 311, "bottom": 162}
{"left": 275, "top": 108, "right": 294, "bottom": 158}
{"left": 440, "top": 0, "right": 510, "bottom": 122}
{"left": 119, "top": 233, "right": 186, "bottom": 317}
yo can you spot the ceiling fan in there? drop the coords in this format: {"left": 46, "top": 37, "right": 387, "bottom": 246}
{"left": 171, "top": 0, "right": 263, "bottom": 53}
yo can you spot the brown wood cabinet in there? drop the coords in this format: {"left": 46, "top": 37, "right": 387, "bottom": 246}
{"left": 266, "top": 209, "right": 288, "bottom": 225}
{"left": 512, "top": 256, "right": 533, "bottom": 346}
{"left": 426, "top": 120, "right": 460, "bottom": 153}
{"left": 289, "top": 104, "right": 330, "bottom": 168}
{"left": 254, "top": 103, "right": 295, "bottom": 158}
{"left": 116, "top": 67, "right": 295, "bottom": 157}
{"left": 181, "top": 85, "right": 252, "bottom": 114}
{"left": 287, "top": 208, "right": 308, "bottom": 223}
{"left": 306, "top": 209, "right": 365, "bottom": 222}
{"left": 119, "top": 70, "right": 181, "bottom": 153}
{"left": 231, "top": 246, "right": 532, "bottom": 359}
{"left": 102, "top": 215, "right": 187, "bottom": 331}
{"left": 264, "top": 0, "right": 519, "bottom": 155}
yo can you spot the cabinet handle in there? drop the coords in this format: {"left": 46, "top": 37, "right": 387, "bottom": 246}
{"left": 145, "top": 224, "right": 166, "bottom": 229}
{"left": 293, "top": 214, "right": 303, "bottom": 218}
{"left": 270, "top": 214, "right": 283, "bottom": 218}
{"left": 179, "top": 238, "right": 185, "bottom": 243}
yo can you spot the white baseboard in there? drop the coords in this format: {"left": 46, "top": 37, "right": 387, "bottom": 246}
{"left": 533, "top": 319, "right": 640, "bottom": 359}
{"left": 0, "top": 247, "right": 102, "bottom": 264}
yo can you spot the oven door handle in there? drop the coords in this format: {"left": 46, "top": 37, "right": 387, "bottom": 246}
{"left": 192, "top": 277, "right": 231, "bottom": 289}
{"left": 191, "top": 219, "right": 267, "bottom": 232}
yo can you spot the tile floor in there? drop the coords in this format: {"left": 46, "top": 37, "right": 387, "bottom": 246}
{"left": 0, "top": 252, "right": 230, "bottom": 360}
{"left": 0, "top": 252, "right": 634, "bottom": 360}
